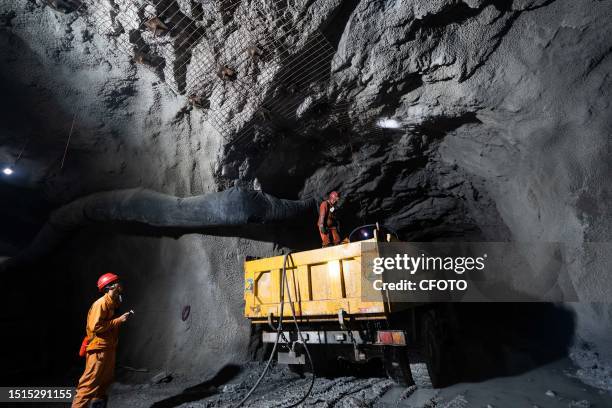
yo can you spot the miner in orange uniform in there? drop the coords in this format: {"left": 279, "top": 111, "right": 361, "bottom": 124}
{"left": 72, "top": 273, "right": 131, "bottom": 408}
{"left": 318, "top": 191, "right": 341, "bottom": 247}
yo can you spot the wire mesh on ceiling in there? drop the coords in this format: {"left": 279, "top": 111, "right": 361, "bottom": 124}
{"left": 75, "top": 0, "right": 382, "bottom": 142}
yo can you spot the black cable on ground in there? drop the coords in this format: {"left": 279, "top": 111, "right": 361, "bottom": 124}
{"left": 283, "top": 253, "right": 316, "bottom": 407}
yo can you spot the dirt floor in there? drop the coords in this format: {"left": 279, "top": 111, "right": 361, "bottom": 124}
{"left": 108, "top": 358, "right": 612, "bottom": 408}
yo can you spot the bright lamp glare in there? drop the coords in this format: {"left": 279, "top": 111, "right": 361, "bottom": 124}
{"left": 376, "top": 118, "right": 401, "bottom": 129}
{"left": 327, "top": 261, "right": 341, "bottom": 277}
{"left": 2, "top": 167, "right": 13, "bottom": 176}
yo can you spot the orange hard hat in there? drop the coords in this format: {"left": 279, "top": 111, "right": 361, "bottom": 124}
{"left": 329, "top": 191, "right": 339, "bottom": 200}
{"left": 97, "top": 272, "right": 119, "bottom": 292}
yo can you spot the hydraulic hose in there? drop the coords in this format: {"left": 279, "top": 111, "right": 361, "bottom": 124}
{"left": 236, "top": 252, "right": 315, "bottom": 407}
{"left": 283, "top": 253, "right": 316, "bottom": 407}
{"left": 235, "top": 253, "right": 287, "bottom": 408}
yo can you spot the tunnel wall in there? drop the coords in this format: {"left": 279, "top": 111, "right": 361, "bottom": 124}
{"left": 0, "top": 0, "right": 274, "bottom": 381}
{"left": 60, "top": 231, "right": 275, "bottom": 380}
{"left": 327, "top": 0, "right": 612, "bottom": 362}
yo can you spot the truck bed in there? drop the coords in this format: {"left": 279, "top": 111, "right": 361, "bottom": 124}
{"left": 244, "top": 238, "right": 389, "bottom": 323}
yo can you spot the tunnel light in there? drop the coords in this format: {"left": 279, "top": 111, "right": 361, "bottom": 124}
{"left": 2, "top": 167, "right": 13, "bottom": 176}
{"left": 376, "top": 118, "right": 401, "bottom": 129}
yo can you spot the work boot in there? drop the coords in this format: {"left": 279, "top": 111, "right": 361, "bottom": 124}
{"left": 89, "top": 399, "right": 106, "bottom": 408}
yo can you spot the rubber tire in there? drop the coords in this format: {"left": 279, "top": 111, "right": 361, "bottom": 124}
{"left": 383, "top": 346, "right": 414, "bottom": 386}
{"left": 422, "top": 311, "right": 449, "bottom": 387}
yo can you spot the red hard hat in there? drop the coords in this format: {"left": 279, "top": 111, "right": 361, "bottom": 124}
{"left": 97, "top": 273, "right": 119, "bottom": 292}
{"left": 329, "top": 191, "right": 339, "bottom": 200}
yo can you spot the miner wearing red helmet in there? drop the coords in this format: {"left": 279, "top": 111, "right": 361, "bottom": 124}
{"left": 72, "top": 273, "right": 131, "bottom": 408}
{"left": 318, "top": 191, "right": 341, "bottom": 247}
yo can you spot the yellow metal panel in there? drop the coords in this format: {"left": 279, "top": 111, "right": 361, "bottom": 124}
{"left": 290, "top": 299, "right": 349, "bottom": 316}
{"left": 347, "top": 299, "right": 386, "bottom": 315}
{"left": 310, "top": 263, "right": 335, "bottom": 300}
{"left": 329, "top": 260, "right": 345, "bottom": 299}
{"left": 244, "top": 241, "right": 364, "bottom": 273}
{"left": 244, "top": 238, "right": 390, "bottom": 321}
{"left": 297, "top": 265, "right": 312, "bottom": 301}
{"left": 254, "top": 270, "right": 276, "bottom": 304}
{"left": 283, "top": 267, "right": 303, "bottom": 303}
{"left": 342, "top": 258, "right": 360, "bottom": 298}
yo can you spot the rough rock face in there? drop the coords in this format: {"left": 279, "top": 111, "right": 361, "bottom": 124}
{"left": 325, "top": 0, "right": 612, "bottom": 358}
{"left": 1, "top": 0, "right": 611, "bottom": 383}
{"left": 0, "top": 0, "right": 233, "bottom": 380}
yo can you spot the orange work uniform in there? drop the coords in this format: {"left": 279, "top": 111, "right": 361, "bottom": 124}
{"left": 318, "top": 200, "right": 340, "bottom": 247}
{"left": 72, "top": 293, "right": 123, "bottom": 408}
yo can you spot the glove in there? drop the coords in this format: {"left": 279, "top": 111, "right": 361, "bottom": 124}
{"left": 78, "top": 336, "right": 90, "bottom": 357}
{"left": 319, "top": 225, "right": 328, "bottom": 234}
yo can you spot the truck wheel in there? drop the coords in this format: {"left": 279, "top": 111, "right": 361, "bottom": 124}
{"left": 383, "top": 346, "right": 414, "bottom": 386}
{"left": 421, "top": 311, "right": 450, "bottom": 387}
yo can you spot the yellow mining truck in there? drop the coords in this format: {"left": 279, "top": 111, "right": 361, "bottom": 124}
{"left": 243, "top": 228, "right": 445, "bottom": 387}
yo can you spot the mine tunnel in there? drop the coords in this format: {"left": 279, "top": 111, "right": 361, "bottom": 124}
{"left": 1, "top": 0, "right": 611, "bottom": 407}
